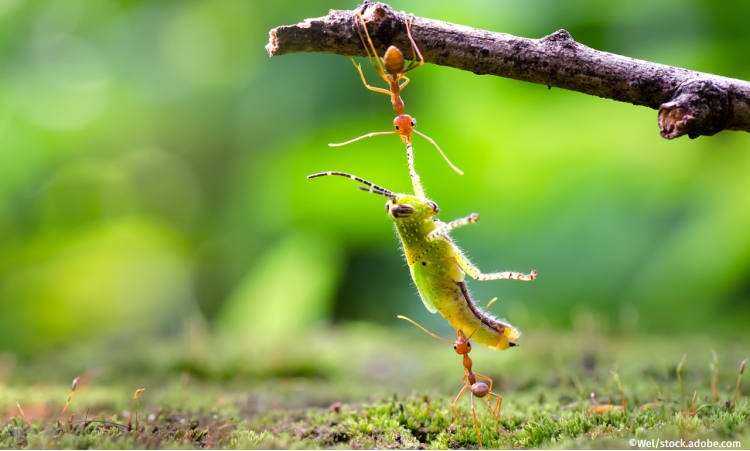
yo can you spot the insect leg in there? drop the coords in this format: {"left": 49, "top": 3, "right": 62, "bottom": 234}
{"left": 403, "top": 13, "right": 424, "bottom": 74}
{"left": 354, "top": 12, "right": 389, "bottom": 83}
{"left": 455, "top": 251, "right": 537, "bottom": 281}
{"left": 487, "top": 392, "right": 503, "bottom": 427}
{"left": 470, "top": 393, "right": 482, "bottom": 447}
{"left": 451, "top": 383, "right": 469, "bottom": 425}
{"left": 473, "top": 371, "right": 494, "bottom": 392}
{"left": 349, "top": 57, "right": 392, "bottom": 95}
{"left": 399, "top": 75, "right": 411, "bottom": 90}
{"left": 426, "top": 214, "right": 479, "bottom": 241}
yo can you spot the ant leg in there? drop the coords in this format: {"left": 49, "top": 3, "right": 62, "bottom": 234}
{"left": 405, "top": 142, "right": 425, "bottom": 198}
{"left": 451, "top": 383, "right": 469, "bottom": 425}
{"left": 354, "top": 12, "right": 388, "bottom": 82}
{"left": 487, "top": 392, "right": 503, "bottom": 427}
{"left": 481, "top": 397, "right": 496, "bottom": 431}
{"left": 403, "top": 14, "right": 424, "bottom": 74}
{"left": 349, "top": 57, "right": 392, "bottom": 95}
{"left": 427, "top": 214, "right": 479, "bottom": 241}
{"left": 455, "top": 251, "right": 537, "bottom": 282}
{"left": 471, "top": 393, "right": 483, "bottom": 448}
{"left": 328, "top": 131, "right": 397, "bottom": 147}
{"left": 412, "top": 129, "right": 464, "bottom": 175}
{"left": 473, "top": 372, "right": 494, "bottom": 393}
{"left": 399, "top": 75, "right": 411, "bottom": 90}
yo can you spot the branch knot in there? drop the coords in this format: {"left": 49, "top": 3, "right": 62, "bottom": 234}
{"left": 658, "top": 79, "right": 730, "bottom": 139}
{"left": 541, "top": 29, "right": 573, "bottom": 43}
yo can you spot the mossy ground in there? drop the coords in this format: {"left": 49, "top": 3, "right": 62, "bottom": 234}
{"left": 1, "top": 325, "right": 748, "bottom": 449}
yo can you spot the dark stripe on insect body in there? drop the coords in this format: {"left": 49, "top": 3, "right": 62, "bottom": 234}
{"left": 457, "top": 281, "right": 505, "bottom": 334}
{"left": 357, "top": 186, "right": 394, "bottom": 199}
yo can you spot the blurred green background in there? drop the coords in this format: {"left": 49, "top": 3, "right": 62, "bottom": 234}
{"left": 1, "top": 0, "right": 749, "bottom": 356}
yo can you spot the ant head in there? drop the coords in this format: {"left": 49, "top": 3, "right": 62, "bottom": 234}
{"left": 452, "top": 330, "right": 472, "bottom": 355}
{"left": 386, "top": 194, "right": 439, "bottom": 222}
{"left": 384, "top": 45, "right": 405, "bottom": 77}
{"left": 393, "top": 114, "right": 415, "bottom": 142}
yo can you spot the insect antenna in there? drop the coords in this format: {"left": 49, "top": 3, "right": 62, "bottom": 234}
{"left": 357, "top": 186, "right": 394, "bottom": 198}
{"left": 397, "top": 315, "right": 453, "bottom": 344}
{"left": 467, "top": 297, "right": 498, "bottom": 340}
{"left": 412, "top": 129, "right": 464, "bottom": 175}
{"left": 329, "top": 131, "right": 397, "bottom": 147}
{"left": 307, "top": 171, "right": 395, "bottom": 197}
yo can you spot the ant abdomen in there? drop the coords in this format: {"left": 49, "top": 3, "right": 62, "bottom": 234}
{"left": 471, "top": 382, "right": 490, "bottom": 397}
{"left": 384, "top": 45, "right": 405, "bottom": 76}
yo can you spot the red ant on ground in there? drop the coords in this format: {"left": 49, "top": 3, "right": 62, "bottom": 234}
{"left": 398, "top": 299, "right": 504, "bottom": 448}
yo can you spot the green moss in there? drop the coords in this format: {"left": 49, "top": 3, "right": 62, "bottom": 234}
{"left": 1, "top": 328, "right": 748, "bottom": 449}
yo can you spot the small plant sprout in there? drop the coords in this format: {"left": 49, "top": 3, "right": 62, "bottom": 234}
{"left": 680, "top": 390, "right": 700, "bottom": 416}
{"left": 329, "top": 10, "right": 462, "bottom": 198}
{"left": 57, "top": 376, "right": 80, "bottom": 425}
{"left": 398, "top": 302, "right": 503, "bottom": 448}
{"left": 677, "top": 354, "right": 687, "bottom": 405}
{"left": 690, "top": 390, "right": 697, "bottom": 413}
{"left": 308, "top": 172, "right": 536, "bottom": 351}
{"left": 587, "top": 369, "right": 626, "bottom": 414}
{"left": 128, "top": 388, "right": 146, "bottom": 431}
{"left": 711, "top": 350, "right": 719, "bottom": 403}
{"left": 16, "top": 401, "right": 31, "bottom": 428}
{"left": 733, "top": 359, "right": 747, "bottom": 409}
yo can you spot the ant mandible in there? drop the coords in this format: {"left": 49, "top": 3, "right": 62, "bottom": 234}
{"left": 330, "top": 10, "right": 463, "bottom": 198}
{"left": 398, "top": 298, "right": 504, "bottom": 448}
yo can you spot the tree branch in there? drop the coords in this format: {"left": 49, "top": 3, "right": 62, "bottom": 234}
{"left": 266, "top": 2, "right": 750, "bottom": 140}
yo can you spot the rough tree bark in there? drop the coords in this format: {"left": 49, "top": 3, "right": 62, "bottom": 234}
{"left": 266, "top": 2, "right": 750, "bottom": 140}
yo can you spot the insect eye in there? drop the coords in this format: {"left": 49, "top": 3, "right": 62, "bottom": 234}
{"left": 411, "top": 120, "right": 416, "bottom": 127}
{"left": 429, "top": 201, "right": 439, "bottom": 214}
{"left": 391, "top": 204, "right": 415, "bottom": 218}
{"left": 467, "top": 341, "right": 471, "bottom": 347}
{"left": 453, "top": 344, "right": 457, "bottom": 350}
{"left": 395, "top": 125, "right": 400, "bottom": 130}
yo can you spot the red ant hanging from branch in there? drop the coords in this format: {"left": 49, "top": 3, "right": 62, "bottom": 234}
{"left": 330, "top": 10, "right": 463, "bottom": 198}
{"left": 397, "top": 298, "right": 504, "bottom": 448}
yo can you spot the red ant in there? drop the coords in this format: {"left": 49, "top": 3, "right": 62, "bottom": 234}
{"left": 330, "top": 10, "right": 462, "bottom": 198}
{"left": 398, "top": 298, "right": 504, "bottom": 448}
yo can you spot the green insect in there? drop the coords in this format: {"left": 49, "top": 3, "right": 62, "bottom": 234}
{"left": 308, "top": 171, "right": 536, "bottom": 350}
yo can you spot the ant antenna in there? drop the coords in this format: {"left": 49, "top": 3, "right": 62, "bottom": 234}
{"left": 397, "top": 315, "right": 452, "bottom": 344}
{"left": 329, "top": 129, "right": 463, "bottom": 177}
{"left": 467, "top": 297, "right": 498, "bottom": 340}
{"left": 328, "top": 131, "right": 397, "bottom": 147}
{"left": 307, "top": 171, "right": 395, "bottom": 197}
{"left": 412, "top": 129, "right": 464, "bottom": 175}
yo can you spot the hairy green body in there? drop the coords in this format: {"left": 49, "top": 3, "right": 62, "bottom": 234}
{"left": 390, "top": 194, "right": 525, "bottom": 350}
{"left": 308, "top": 172, "right": 536, "bottom": 351}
